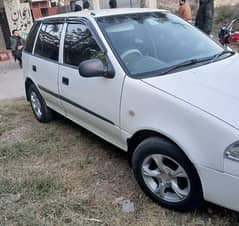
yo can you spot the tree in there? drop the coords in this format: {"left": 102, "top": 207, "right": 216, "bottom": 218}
{"left": 140, "top": 0, "right": 146, "bottom": 8}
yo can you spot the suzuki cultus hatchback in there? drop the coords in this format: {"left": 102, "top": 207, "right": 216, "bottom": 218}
{"left": 23, "top": 9, "right": 239, "bottom": 212}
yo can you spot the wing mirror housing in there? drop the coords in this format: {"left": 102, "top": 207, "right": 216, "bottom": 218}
{"left": 79, "top": 59, "right": 115, "bottom": 79}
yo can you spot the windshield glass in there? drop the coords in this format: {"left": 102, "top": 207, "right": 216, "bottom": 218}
{"left": 97, "top": 12, "right": 223, "bottom": 77}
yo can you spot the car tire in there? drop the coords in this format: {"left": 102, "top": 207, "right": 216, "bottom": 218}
{"left": 28, "top": 84, "right": 53, "bottom": 123}
{"left": 132, "top": 137, "right": 204, "bottom": 212}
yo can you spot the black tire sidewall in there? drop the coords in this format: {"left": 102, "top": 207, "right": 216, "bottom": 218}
{"left": 132, "top": 137, "right": 204, "bottom": 212}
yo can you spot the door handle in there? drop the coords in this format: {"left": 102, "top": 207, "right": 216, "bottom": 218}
{"left": 32, "top": 65, "right": 37, "bottom": 72}
{"left": 62, "top": 77, "right": 69, "bottom": 86}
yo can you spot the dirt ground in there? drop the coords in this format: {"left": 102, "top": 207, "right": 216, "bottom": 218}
{"left": 0, "top": 61, "right": 24, "bottom": 100}
{"left": 0, "top": 98, "right": 238, "bottom": 226}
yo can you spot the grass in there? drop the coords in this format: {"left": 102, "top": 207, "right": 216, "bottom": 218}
{"left": 0, "top": 175, "right": 60, "bottom": 199}
{"left": 0, "top": 98, "right": 239, "bottom": 225}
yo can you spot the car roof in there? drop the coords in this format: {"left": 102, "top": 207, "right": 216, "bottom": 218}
{"left": 37, "top": 8, "right": 168, "bottom": 21}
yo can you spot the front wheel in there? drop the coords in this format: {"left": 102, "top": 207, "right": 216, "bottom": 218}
{"left": 132, "top": 137, "right": 204, "bottom": 212}
{"left": 28, "top": 84, "right": 53, "bottom": 123}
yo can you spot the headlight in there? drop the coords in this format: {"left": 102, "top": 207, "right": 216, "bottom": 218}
{"left": 225, "top": 141, "right": 239, "bottom": 161}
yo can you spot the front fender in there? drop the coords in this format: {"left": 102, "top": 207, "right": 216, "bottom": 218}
{"left": 120, "top": 77, "right": 238, "bottom": 171}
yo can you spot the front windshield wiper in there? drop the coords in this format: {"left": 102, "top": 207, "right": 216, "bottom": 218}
{"left": 211, "top": 50, "right": 235, "bottom": 62}
{"left": 159, "top": 56, "right": 214, "bottom": 75}
{"left": 159, "top": 50, "right": 235, "bottom": 76}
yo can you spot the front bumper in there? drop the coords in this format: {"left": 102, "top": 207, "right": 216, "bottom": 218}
{"left": 198, "top": 165, "right": 239, "bottom": 212}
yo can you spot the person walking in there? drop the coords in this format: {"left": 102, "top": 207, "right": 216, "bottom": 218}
{"left": 109, "top": 0, "right": 117, "bottom": 8}
{"left": 178, "top": 0, "right": 192, "bottom": 23}
{"left": 195, "top": 0, "right": 214, "bottom": 35}
{"left": 10, "top": 29, "right": 24, "bottom": 68}
{"left": 83, "top": 0, "right": 90, "bottom": 10}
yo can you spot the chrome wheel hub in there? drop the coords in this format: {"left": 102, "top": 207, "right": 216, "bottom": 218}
{"left": 142, "top": 154, "right": 190, "bottom": 203}
{"left": 30, "top": 91, "right": 42, "bottom": 118}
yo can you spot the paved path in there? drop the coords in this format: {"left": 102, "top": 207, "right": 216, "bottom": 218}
{"left": 0, "top": 60, "right": 24, "bottom": 100}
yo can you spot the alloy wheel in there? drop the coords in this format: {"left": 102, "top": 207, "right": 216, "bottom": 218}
{"left": 142, "top": 154, "right": 191, "bottom": 203}
{"left": 30, "top": 91, "right": 42, "bottom": 119}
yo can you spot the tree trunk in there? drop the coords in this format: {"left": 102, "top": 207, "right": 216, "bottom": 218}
{"left": 92, "top": 0, "right": 100, "bottom": 10}
{"left": 140, "top": 0, "right": 146, "bottom": 8}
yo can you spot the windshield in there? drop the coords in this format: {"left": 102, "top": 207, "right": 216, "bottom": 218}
{"left": 97, "top": 12, "right": 223, "bottom": 78}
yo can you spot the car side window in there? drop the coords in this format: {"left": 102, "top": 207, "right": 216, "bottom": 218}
{"left": 25, "top": 21, "right": 41, "bottom": 53}
{"left": 64, "top": 23, "right": 105, "bottom": 67}
{"left": 34, "top": 23, "right": 63, "bottom": 61}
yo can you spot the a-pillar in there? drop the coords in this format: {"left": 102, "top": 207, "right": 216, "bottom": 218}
{"left": 92, "top": 0, "right": 100, "bottom": 10}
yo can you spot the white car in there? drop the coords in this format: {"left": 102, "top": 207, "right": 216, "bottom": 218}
{"left": 23, "top": 8, "right": 239, "bottom": 212}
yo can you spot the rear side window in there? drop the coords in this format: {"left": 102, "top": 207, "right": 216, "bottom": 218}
{"left": 34, "top": 23, "right": 63, "bottom": 61}
{"left": 25, "top": 21, "right": 41, "bottom": 53}
{"left": 64, "top": 23, "right": 103, "bottom": 67}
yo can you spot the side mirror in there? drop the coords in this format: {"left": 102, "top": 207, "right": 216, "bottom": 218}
{"left": 79, "top": 59, "right": 115, "bottom": 79}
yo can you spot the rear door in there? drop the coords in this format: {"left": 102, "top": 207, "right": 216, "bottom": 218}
{"left": 23, "top": 21, "right": 41, "bottom": 78}
{"left": 31, "top": 21, "right": 64, "bottom": 112}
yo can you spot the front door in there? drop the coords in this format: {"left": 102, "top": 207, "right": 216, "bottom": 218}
{"left": 59, "top": 22, "right": 125, "bottom": 147}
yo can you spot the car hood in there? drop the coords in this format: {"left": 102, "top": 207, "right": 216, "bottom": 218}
{"left": 143, "top": 54, "right": 239, "bottom": 129}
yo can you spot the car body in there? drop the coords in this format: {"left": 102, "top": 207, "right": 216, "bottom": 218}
{"left": 23, "top": 8, "right": 239, "bottom": 212}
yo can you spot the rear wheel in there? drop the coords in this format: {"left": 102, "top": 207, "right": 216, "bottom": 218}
{"left": 132, "top": 137, "right": 204, "bottom": 212}
{"left": 28, "top": 84, "right": 53, "bottom": 123}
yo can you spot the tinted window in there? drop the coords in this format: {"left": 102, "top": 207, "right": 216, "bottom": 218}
{"left": 64, "top": 23, "right": 103, "bottom": 67}
{"left": 35, "top": 23, "right": 63, "bottom": 61}
{"left": 25, "top": 21, "right": 41, "bottom": 53}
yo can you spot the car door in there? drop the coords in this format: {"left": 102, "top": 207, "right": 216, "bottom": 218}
{"left": 58, "top": 21, "right": 125, "bottom": 147}
{"left": 31, "top": 21, "right": 64, "bottom": 112}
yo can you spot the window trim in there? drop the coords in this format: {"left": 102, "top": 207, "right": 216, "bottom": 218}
{"left": 43, "top": 17, "right": 66, "bottom": 24}
{"left": 32, "top": 22, "right": 42, "bottom": 56}
{"left": 33, "top": 22, "right": 64, "bottom": 62}
{"left": 24, "top": 21, "right": 41, "bottom": 54}
{"left": 62, "top": 18, "right": 108, "bottom": 69}
{"left": 30, "top": 17, "right": 113, "bottom": 70}
{"left": 66, "top": 16, "right": 106, "bottom": 51}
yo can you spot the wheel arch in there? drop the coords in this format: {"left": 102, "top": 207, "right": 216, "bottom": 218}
{"left": 127, "top": 129, "right": 204, "bottom": 197}
{"left": 127, "top": 129, "right": 198, "bottom": 172}
{"left": 25, "top": 77, "right": 35, "bottom": 101}
{"left": 128, "top": 130, "right": 182, "bottom": 164}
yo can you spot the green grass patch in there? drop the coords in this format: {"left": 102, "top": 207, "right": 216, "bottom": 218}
{"left": 0, "top": 175, "right": 61, "bottom": 200}
{"left": 0, "top": 141, "right": 51, "bottom": 161}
